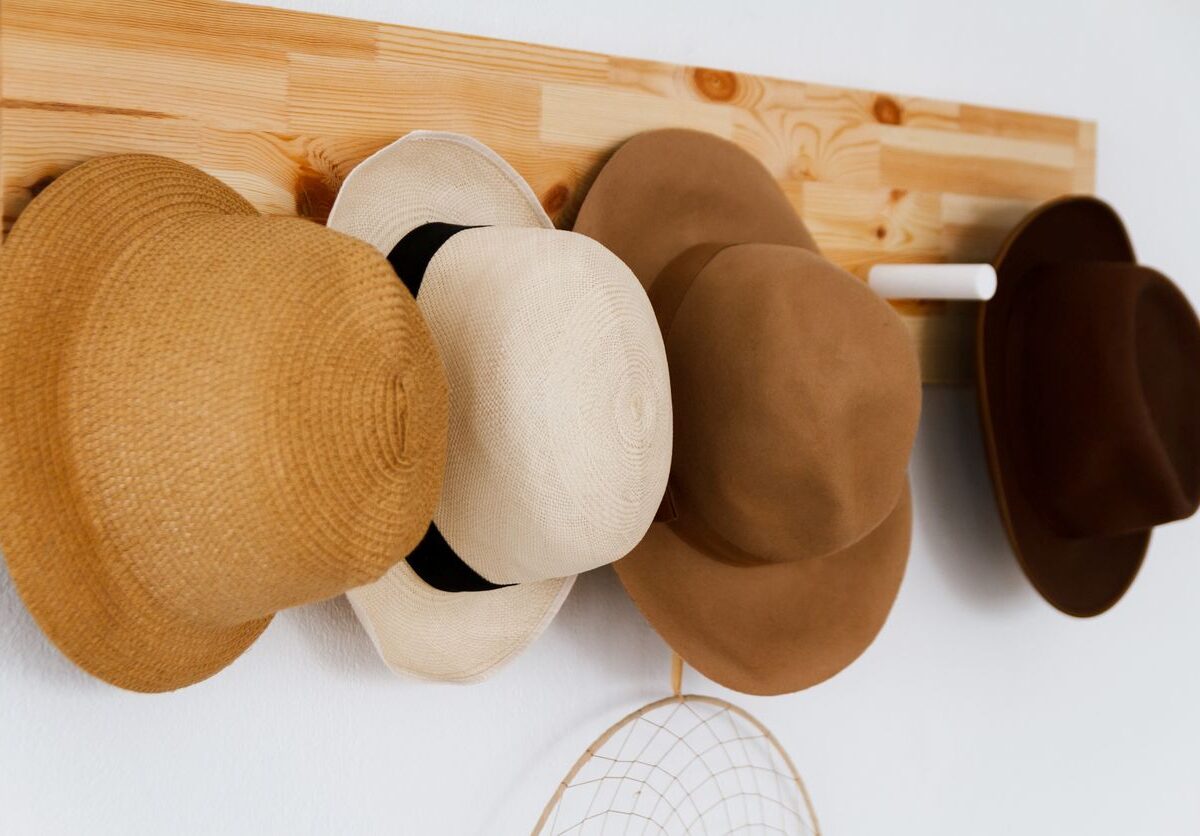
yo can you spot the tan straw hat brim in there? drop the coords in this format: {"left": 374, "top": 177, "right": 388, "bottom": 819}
{"left": 331, "top": 132, "right": 574, "bottom": 681}
{"left": 0, "top": 156, "right": 270, "bottom": 692}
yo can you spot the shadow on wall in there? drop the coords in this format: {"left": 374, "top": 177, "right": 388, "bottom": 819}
{"left": 549, "top": 563, "right": 671, "bottom": 692}
{"left": 287, "top": 548, "right": 669, "bottom": 692}
{"left": 1, "top": 535, "right": 666, "bottom": 693}
{"left": 229, "top": 387, "right": 1039, "bottom": 679}
{"left": 0, "top": 545, "right": 394, "bottom": 689}
{"left": 912, "top": 386, "right": 1029, "bottom": 610}
{"left": 0, "top": 557, "right": 97, "bottom": 689}
{"left": 472, "top": 567, "right": 672, "bottom": 828}
{"left": 1, "top": 387, "right": 1020, "bottom": 690}
{"left": 283, "top": 555, "right": 670, "bottom": 831}
{"left": 285, "top": 593, "right": 391, "bottom": 680}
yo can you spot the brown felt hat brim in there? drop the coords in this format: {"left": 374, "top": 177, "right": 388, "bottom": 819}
{"left": 978, "top": 196, "right": 1147, "bottom": 617}
{"left": 615, "top": 486, "right": 911, "bottom": 695}
{"left": 575, "top": 129, "right": 817, "bottom": 291}
{"left": 0, "top": 158, "right": 270, "bottom": 691}
{"left": 576, "top": 129, "right": 912, "bottom": 694}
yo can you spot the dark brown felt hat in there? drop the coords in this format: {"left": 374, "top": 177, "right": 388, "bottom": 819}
{"left": 575, "top": 129, "right": 922, "bottom": 695}
{"left": 978, "top": 196, "right": 1200, "bottom": 617}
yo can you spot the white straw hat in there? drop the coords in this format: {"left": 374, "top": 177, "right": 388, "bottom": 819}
{"left": 328, "top": 132, "right": 672, "bottom": 682}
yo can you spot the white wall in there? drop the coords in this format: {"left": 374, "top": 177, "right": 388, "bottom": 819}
{"left": 4, "top": 1, "right": 1199, "bottom": 833}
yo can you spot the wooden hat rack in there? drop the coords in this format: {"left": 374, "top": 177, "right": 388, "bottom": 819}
{"left": 0, "top": 0, "right": 1096, "bottom": 383}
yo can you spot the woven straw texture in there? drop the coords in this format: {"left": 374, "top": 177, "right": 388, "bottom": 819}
{"left": 332, "top": 132, "right": 671, "bottom": 681}
{"left": 348, "top": 564, "right": 573, "bottom": 683}
{"left": 423, "top": 227, "right": 671, "bottom": 583}
{"left": 327, "top": 131, "right": 554, "bottom": 246}
{"left": 0, "top": 154, "right": 448, "bottom": 692}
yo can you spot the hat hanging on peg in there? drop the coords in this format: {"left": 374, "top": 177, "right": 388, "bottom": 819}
{"left": 867, "top": 263, "right": 997, "bottom": 301}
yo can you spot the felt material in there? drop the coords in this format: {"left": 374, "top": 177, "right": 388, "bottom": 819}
{"left": 978, "top": 196, "right": 1200, "bottom": 616}
{"left": 0, "top": 155, "right": 449, "bottom": 692}
{"left": 575, "top": 128, "right": 921, "bottom": 695}
{"left": 617, "top": 487, "right": 912, "bottom": 696}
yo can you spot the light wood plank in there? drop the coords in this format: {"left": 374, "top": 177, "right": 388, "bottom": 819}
{"left": 803, "top": 183, "right": 942, "bottom": 276}
{"left": 0, "top": 0, "right": 1097, "bottom": 384}
{"left": 540, "top": 83, "right": 735, "bottom": 147}
{"left": 2, "top": 108, "right": 200, "bottom": 225}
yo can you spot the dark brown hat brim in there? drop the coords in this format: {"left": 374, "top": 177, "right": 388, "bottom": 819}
{"left": 577, "top": 129, "right": 912, "bottom": 694}
{"left": 978, "top": 196, "right": 1147, "bottom": 617}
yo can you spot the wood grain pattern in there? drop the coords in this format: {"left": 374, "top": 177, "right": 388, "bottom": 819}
{"left": 0, "top": 0, "right": 1096, "bottom": 383}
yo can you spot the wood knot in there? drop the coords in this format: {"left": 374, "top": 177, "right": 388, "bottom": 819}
{"left": 541, "top": 183, "right": 570, "bottom": 216}
{"left": 294, "top": 168, "right": 338, "bottom": 223}
{"left": 28, "top": 174, "right": 57, "bottom": 197}
{"left": 875, "top": 224, "right": 888, "bottom": 240}
{"left": 889, "top": 188, "right": 907, "bottom": 203}
{"left": 691, "top": 68, "right": 738, "bottom": 102}
{"left": 873, "top": 95, "right": 903, "bottom": 125}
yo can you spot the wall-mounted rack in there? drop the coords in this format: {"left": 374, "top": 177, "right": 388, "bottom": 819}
{"left": 0, "top": 0, "right": 1096, "bottom": 384}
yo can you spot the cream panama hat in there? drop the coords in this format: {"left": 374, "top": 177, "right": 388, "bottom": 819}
{"left": 328, "top": 132, "right": 673, "bottom": 682}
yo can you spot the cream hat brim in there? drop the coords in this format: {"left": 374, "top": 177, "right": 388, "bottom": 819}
{"left": 348, "top": 567, "right": 573, "bottom": 683}
{"left": 330, "top": 132, "right": 573, "bottom": 682}
{"left": 328, "top": 131, "right": 553, "bottom": 252}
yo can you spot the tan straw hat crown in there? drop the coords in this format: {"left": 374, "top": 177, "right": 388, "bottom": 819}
{"left": 0, "top": 154, "right": 448, "bottom": 692}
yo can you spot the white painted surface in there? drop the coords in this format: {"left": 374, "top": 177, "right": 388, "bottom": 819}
{"left": 869, "top": 263, "right": 997, "bottom": 300}
{"left": 3, "top": 1, "right": 1199, "bottom": 834}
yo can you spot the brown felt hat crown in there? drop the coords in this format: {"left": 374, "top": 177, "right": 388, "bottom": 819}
{"left": 0, "top": 155, "right": 449, "bottom": 692}
{"left": 575, "top": 129, "right": 922, "bottom": 695}
{"left": 979, "top": 196, "right": 1200, "bottom": 616}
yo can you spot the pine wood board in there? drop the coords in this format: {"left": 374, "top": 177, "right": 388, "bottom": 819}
{"left": 0, "top": 0, "right": 1096, "bottom": 384}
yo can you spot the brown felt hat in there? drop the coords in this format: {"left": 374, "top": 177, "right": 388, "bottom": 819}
{"left": 0, "top": 154, "right": 449, "bottom": 692}
{"left": 978, "top": 196, "right": 1200, "bottom": 617}
{"left": 575, "top": 129, "right": 921, "bottom": 695}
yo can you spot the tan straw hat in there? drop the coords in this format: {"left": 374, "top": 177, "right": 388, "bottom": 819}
{"left": 0, "top": 154, "right": 449, "bottom": 692}
{"left": 328, "top": 132, "right": 673, "bottom": 682}
{"left": 575, "top": 129, "right": 922, "bottom": 696}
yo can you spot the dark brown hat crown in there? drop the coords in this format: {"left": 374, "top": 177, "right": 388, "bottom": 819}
{"left": 651, "top": 242, "right": 921, "bottom": 566}
{"left": 1009, "top": 262, "right": 1200, "bottom": 538}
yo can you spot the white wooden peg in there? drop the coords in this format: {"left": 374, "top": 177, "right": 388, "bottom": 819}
{"left": 868, "top": 263, "right": 997, "bottom": 301}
